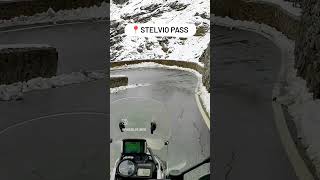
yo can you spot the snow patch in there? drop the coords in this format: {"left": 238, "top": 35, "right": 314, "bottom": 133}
{"left": 0, "top": 70, "right": 105, "bottom": 101}
{"left": 110, "top": 83, "right": 151, "bottom": 93}
{"left": 111, "top": 74, "right": 127, "bottom": 78}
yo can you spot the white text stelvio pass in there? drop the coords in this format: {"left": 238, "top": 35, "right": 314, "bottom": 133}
{"left": 125, "top": 24, "right": 196, "bottom": 37}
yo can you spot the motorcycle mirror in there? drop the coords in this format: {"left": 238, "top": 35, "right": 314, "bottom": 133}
{"left": 151, "top": 122, "right": 157, "bottom": 134}
{"left": 119, "top": 122, "right": 125, "bottom": 132}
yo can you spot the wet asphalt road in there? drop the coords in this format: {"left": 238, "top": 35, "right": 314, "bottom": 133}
{"left": 0, "top": 80, "right": 109, "bottom": 180}
{"left": 212, "top": 26, "right": 297, "bottom": 180}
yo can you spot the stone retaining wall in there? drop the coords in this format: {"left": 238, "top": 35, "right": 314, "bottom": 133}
{"left": 111, "top": 60, "right": 204, "bottom": 74}
{"left": 199, "top": 45, "right": 210, "bottom": 92}
{"left": 111, "top": 59, "right": 209, "bottom": 91}
{"left": 0, "top": 0, "right": 106, "bottom": 20}
{"left": 110, "top": 75, "right": 128, "bottom": 88}
{"left": 212, "top": 0, "right": 300, "bottom": 40}
{"left": 294, "top": 0, "right": 320, "bottom": 98}
{"left": 0, "top": 46, "right": 58, "bottom": 84}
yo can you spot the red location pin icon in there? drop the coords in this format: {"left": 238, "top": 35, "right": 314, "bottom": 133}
{"left": 134, "top": 25, "right": 138, "bottom": 33}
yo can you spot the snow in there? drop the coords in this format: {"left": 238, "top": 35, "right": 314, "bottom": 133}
{"left": 213, "top": 15, "right": 320, "bottom": 174}
{"left": 110, "top": 75, "right": 127, "bottom": 78}
{"left": 257, "top": 0, "right": 302, "bottom": 16}
{"left": 0, "top": 44, "right": 51, "bottom": 50}
{"left": 0, "top": 2, "right": 109, "bottom": 28}
{"left": 0, "top": 70, "right": 105, "bottom": 101}
{"left": 110, "top": 83, "right": 151, "bottom": 93}
{"left": 111, "top": 0, "right": 210, "bottom": 62}
{"left": 198, "top": 82, "right": 210, "bottom": 114}
{"left": 111, "top": 62, "right": 210, "bottom": 114}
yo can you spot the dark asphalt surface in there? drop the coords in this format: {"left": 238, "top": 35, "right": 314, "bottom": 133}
{"left": 0, "top": 22, "right": 109, "bottom": 180}
{"left": 212, "top": 26, "right": 298, "bottom": 180}
{"left": 0, "top": 80, "right": 109, "bottom": 180}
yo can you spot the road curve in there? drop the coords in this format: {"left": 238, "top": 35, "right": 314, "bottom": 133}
{"left": 212, "top": 26, "right": 298, "bottom": 180}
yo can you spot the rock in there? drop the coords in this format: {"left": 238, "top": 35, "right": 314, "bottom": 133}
{"left": 167, "top": 1, "right": 189, "bottom": 11}
{"left": 137, "top": 45, "right": 144, "bottom": 53}
{"left": 110, "top": 20, "right": 120, "bottom": 29}
{"left": 140, "top": 4, "right": 161, "bottom": 12}
{"left": 145, "top": 42, "right": 154, "bottom": 50}
{"left": 200, "top": 12, "right": 210, "bottom": 19}
{"left": 162, "top": 46, "right": 169, "bottom": 53}
{"left": 199, "top": 45, "right": 210, "bottom": 92}
{"left": 112, "top": 0, "right": 129, "bottom": 5}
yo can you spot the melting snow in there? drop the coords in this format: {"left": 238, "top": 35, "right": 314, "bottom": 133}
{"left": 110, "top": 83, "right": 151, "bottom": 93}
{"left": 0, "top": 70, "right": 105, "bottom": 101}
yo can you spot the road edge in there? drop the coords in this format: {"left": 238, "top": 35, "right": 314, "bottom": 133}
{"left": 0, "top": 18, "right": 108, "bottom": 33}
{"left": 110, "top": 75, "right": 128, "bottom": 88}
{"left": 195, "top": 93, "right": 210, "bottom": 129}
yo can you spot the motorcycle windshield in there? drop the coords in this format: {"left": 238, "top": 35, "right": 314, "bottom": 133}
{"left": 110, "top": 97, "right": 171, "bottom": 171}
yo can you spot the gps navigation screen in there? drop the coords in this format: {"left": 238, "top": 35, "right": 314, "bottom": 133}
{"left": 124, "top": 141, "right": 145, "bottom": 154}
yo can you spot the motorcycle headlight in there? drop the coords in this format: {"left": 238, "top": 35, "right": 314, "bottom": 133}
{"left": 117, "top": 160, "right": 136, "bottom": 177}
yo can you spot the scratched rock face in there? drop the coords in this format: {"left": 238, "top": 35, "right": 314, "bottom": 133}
{"left": 199, "top": 45, "right": 210, "bottom": 92}
{"left": 0, "top": 46, "right": 58, "bottom": 84}
{"left": 112, "top": 0, "right": 129, "bottom": 5}
{"left": 295, "top": 0, "right": 320, "bottom": 98}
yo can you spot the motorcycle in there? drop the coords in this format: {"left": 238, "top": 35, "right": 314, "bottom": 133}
{"left": 110, "top": 97, "right": 210, "bottom": 180}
